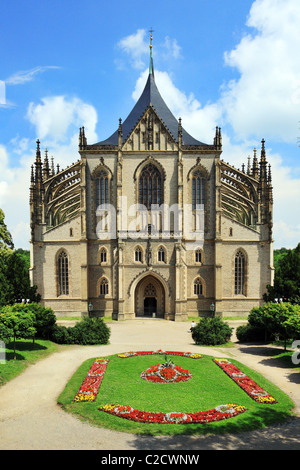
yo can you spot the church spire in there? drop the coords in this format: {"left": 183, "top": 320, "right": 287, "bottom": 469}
{"left": 35, "top": 139, "right": 43, "bottom": 184}
{"left": 149, "top": 28, "right": 154, "bottom": 77}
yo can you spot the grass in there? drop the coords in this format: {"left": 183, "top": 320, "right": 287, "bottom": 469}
{"left": 0, "top": 338, "right": 58, "bottom": 386}
{"left": 58, "top": 352, "right": 295, "bottom": 436}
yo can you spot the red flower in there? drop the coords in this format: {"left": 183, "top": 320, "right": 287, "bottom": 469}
{"left": 214, "top": 359, "right": 277, "bottom": 404}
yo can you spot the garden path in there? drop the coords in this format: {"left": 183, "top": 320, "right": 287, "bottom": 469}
{"left": 0, "top": 319, "right": 299, "bottom": 450}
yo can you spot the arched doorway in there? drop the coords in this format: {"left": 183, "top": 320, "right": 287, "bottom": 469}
{"left": 135, "top": 275, "right": 165, "bottom": 318}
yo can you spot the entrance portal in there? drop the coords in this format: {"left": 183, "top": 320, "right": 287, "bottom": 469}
{"left": 144, "top": 297, "right": 157, "bottom": 316}
{"left": 135, "top": 274, "right": 165, "bottom": 318}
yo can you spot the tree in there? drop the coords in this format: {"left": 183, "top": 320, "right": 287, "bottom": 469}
{"left": 5, "top": 250, "right": 40, "bottom": 304}
{"left": 0, "top": 208, "right": 14, "bottom": 253}
{"left": 0, "top": 208, "right": 15, "bottom": 306}
{"left": 248, "top": 302, "right": 300, "bottom": 350}
{"left": 264, "top": 243, "right": 300, "bottom": 303}
{"left": 0, "top": 208, "right": 40, "bottom": 306}
{"left": 0, "top": 306, "right": 36, "bottom": 359}
{"left": 21, "top": 302, "right": 56, "bottom": 339}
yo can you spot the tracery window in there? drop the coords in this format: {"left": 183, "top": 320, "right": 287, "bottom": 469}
{"left": 235, "top": 251, "right": 245, "bottom": 295}
{"left": 135, "top": 247, "right": 142, "bottom": 262}
{"left": 100, "top": 278, "right": 109, "bottom": 296}
{"left": 158, "top": 246, "right": 166, "bottom": 262}
{"left": 58, "top": 251, "right": 69, "bottom": 295}
{"left": 194, "top": 277, "right": 203, "bottom": 296}
{"left": 96, "top": 170, "right": 109, "bottom": 207}
{"left": 139, "top": 164, "right": 162, "bottom": 209}
{"left": 100, "top": 248, "right": 107, "bottom": 263}
{"left": 192, "top": 170, "right": 205, "bottom": 209}
{"left": 144, "top": 283, "right": 156, "bottom": 297}
{"left": 195, "top": 249, "right": 202, "bottom": 263}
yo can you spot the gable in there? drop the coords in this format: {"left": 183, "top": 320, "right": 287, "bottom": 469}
{"left": 122, "top": 106, "right": 178, "bottom": 152}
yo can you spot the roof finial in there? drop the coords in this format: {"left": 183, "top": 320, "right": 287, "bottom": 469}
{"left": 149, "top": 28, "right": 154, "bottom": 77}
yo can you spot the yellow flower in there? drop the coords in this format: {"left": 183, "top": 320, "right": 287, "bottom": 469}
{"left": 74, "top": 393, "right": 95, "bottom": 402}
{"left": 100, "top": 403, "right": 119, "bottom": 411}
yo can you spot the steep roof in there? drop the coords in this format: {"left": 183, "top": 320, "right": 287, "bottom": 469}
{"left": 95, "top": 71, "right": 207, "bottom": 147}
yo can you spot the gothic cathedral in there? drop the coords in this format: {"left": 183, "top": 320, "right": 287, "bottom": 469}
{"left": 29, "top": 40, "right": 274, "bottom": 320}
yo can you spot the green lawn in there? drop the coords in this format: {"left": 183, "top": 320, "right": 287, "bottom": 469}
{"left": 58, "top": 352, "right": 295, "bottom": 436}
{"left": 0, "top": 338, "right": 58, "bottom": 385}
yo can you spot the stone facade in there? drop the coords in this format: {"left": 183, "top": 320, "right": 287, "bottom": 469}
{"left": 29, "top": 63, "right": 274, "bottom": 320}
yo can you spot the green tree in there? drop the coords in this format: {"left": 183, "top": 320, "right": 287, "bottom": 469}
{"left": 249, "top": 302, "right": 300, "bottom": 350}
{"left": 0, "top": 306, "right": 36, "bottom": 359}
{"left": 0, "top": 208, "right": 15, "bottom": 306}
{"left": 264, "top": 243, "right": 300, "bottom": 303}
{"left": 0, "top": 208, "right": 14, "bottom": 253}
{"left": 5, "top": 250, "right": 40, "bottom": 304}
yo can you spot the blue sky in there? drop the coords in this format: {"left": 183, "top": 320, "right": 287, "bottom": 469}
{"left": 0, "top": 0, "right": 300, "bottom": 250}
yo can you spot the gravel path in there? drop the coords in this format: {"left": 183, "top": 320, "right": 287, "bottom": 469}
{"left": 0, "top": 319, "right": 299, "bottom": 450}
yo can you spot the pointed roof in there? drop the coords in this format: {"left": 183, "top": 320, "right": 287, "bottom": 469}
{"left": 96, "top": 72, "right": 206, "bottom": 146}
{"left": 95, "top": 32, "right": 206, "bottom": 147}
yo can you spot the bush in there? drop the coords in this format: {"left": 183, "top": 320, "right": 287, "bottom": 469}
{"left": 50, "top": 317, "right": 110, "bottom": 345}
{"left": 69, "top": 317, "right": 110, "bottom": 345}
{"left": 248, "top": 302, "right": 300, "bottom": 349}
{"left": 236, "top": 324, "right": 269, "bottom": 343}
{"left": 50, "top": 324, "right": 73, "bottom": 344}
{"left": 22, "top": 303, "right": 56, "bottom": 339}
{"left": 191, "top": 317, "right": 232, "bottom": 345}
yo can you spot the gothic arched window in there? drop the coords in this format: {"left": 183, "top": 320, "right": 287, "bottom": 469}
{"left": 139, "top": 164, "right": 162, "bottom": 209}
{"left": 58, "top": 251, "right": 69, "bottom": 295}
{"left": 100, "top": 278, "right": 109, "bottom": 296}
{"left": 96, "top": 170, "right": 109, "bottom": 207}
{"left": 100, "top": 248, "right": 107, "bottom": 263}
{"left": 195, "top": 249, "right": 202, "bottom": 263}
{"left": 158, "top": 246, "right": 166, "bottom": 263}
{"left": 194, "top": 277, "right": 203, "bottom": 296}
{"left": 135, "top": 246, "right": 142, "bottom": 262}
{"left": 235, "top": 251, "right": 246, "bottom": 295}
{"left": 192, "top": 170, "right": 205, "bottom": 209}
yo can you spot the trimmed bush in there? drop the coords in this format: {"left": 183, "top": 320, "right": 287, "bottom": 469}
{"left": 50, "top": 324, "right": 73, "bottom": 344}
{"left": 50, "top": 317, "right": 110, "bottom": 345}
{"left": 69, "top": 317, "right": 110, "bottom": 345}
{"left": 236, "top": 324, "right": 268, "bottom": 343}
{"left": 191, "top": 317, "right": 232, "bottom": 345}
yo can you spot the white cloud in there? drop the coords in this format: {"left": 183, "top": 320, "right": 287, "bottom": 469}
{"left": 26, "top": 95, "right": 98, "bottom": 144}
{"left": 0, "top": 95, "right": 98, "bottom": 249}
{"left": 162, "top": 37, "right": 182, "bottom": 60}
{"left": 117, "top": 29, "right": 183, "bottom": 71}
{"left": 6, "top": 66, "right": 60, "bottom": 85}
{"left": 221, "top": 0, "right": 300, "bottom": 143}
{"left": 117, "top": 29, "right": 148, "bottom": 70}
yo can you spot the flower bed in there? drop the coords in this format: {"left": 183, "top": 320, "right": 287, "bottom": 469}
{"left": 118, "top": 350, "right": 202, "bottom": 359}
{"left": 73, "top": 358, "right": 109, "bottom": 402}
{"left": 214, "top": 359, "right": 277, "bottom": 404}
{"left": 99, "top": 403, "right": 247, "bottom": 424}
{"left": 141, "top": 363, "right": 192, "bottom": 383}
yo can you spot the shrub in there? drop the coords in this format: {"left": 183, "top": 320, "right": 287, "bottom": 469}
{"left": 191, "top": 317, "right": 232, "bottom": 345}
{"left": 236, "top": 324, "right": 268, "bottom": 343}
{"left": 21, "top": 303, "right": 56, "bottom": 339}
{"left": 69, "top": 317, "right": 110, "bottom": 345}
{"left": 50, "top": 324, "right": 73, "bottom": 344}
{"left": 248, "top": 302, "right": 300, "bottom": 349}
{"left": 50, "top": 317, "right": 110, "bottom": 345}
